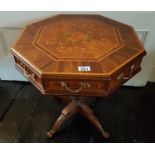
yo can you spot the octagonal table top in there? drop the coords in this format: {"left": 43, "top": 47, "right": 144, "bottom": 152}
{"left": 11, "top": 14, "right": 146, "bottom": 80}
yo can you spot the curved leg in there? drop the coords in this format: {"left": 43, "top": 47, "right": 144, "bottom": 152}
{"left": 79, "top": 103, "right": 109, "bottom": 138}
{"left": 47, "top": 101, "right": 77, "bottom": 138}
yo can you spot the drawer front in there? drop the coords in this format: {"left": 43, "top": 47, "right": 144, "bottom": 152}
{"left": 15, "top": 57, "right": 35, "bottom": 80}
{"left": 108, "top": 60, "right": 142, "bottom": 94}
{"left": 44, "top": 80, "right": 106, "bottom": 95}
{"left": 14, "top": 56, "right": 44, "bottom": 91}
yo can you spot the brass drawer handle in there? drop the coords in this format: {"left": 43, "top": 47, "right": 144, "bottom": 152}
{"left": 117, "top": 65, "right": 134, "bottom": 80}
{"left": 23, "top": 67, "right": 35, "bottom": 80}
{"left": 23, "top": 67, "right": 31, "bottom": 78}
{"left": 19, "top": 62, "right": 25, "bottom": 68}
{"left": 61, "top": 82, "right": 90, "bottom": 93}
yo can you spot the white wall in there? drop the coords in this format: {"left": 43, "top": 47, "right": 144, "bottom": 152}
{"left": 0, "top": 11, "right": 155, "bottom": 86}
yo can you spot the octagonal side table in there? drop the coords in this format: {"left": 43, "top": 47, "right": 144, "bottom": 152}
{"left": 11, "top": 15, "right": 146, "bottom": 138}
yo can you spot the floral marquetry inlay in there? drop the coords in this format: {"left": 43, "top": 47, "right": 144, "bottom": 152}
{"left": 33, "top": 18, "right": 124, "bottom": 61}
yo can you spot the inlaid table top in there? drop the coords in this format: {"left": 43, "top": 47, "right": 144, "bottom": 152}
{"left": 11, "top": 15, "right": 146, "bottom": 96}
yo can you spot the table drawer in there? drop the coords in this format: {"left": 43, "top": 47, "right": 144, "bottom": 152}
{"left": 107, "top": 60, "right": 142, "bottom": 94}
{"left": 14, "top": 56, "right": 43, "bottom": 90}
{"left": 44, "top": 80, "right": 106, "bottom": 95}
{"left": 15, "top": 57, "right": 35, "bottom": 80}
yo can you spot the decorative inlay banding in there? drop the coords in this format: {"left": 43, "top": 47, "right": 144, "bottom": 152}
{"left": 33, "top": 18, "right": 124, "bottom": 61}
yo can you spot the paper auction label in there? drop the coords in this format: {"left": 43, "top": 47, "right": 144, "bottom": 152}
{"left": 78, "top": 66, "right": 91, "bottom": 71}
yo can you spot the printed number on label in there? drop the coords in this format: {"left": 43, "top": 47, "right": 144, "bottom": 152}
{"left": 78, "top": 66, "right": 91, "bottom": 71}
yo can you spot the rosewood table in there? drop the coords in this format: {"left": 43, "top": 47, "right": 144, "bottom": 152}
{"left": 11, "top": 15, "right": 146, "bottom": 138}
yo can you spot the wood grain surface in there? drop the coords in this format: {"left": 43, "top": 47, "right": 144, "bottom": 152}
{"left": 11, "top": 14, "right": 146, "bottom": 96}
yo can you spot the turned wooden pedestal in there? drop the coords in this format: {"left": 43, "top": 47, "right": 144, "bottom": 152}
{"left": 47, "top": 96, "right": 109, "bottom": 138}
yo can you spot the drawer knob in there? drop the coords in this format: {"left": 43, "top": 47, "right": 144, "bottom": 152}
{"left": 61, "top": 82, "right": 90, "bottom": 93}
